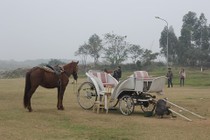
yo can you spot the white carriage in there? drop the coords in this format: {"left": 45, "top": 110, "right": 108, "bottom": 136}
{"left": 77, "top": 70, "right": 166, "bottom": 115}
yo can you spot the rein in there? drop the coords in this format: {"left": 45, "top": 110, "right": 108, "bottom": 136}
{"left": 60, "top": 66, "right": 71, "bottom": 78}
{"left": 61, "top": 64, "right": 77, "bottom": 80}
{"left": 63, "top": 70, "right": 71, "bottom": 78}
{"left": 61, "top": 65, "right": 78, "bottom": 94}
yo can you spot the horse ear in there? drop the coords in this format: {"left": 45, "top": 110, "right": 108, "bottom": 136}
{"left": 76, "top": 61, "right": 79, "bottom": 64}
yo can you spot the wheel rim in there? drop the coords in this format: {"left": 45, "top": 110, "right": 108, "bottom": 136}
{"left": 77, "top": 82, "right": 97, "bottom": 110}
{"left": 140, "top": 94, "right": 156, "bottom": 112}
{"left": 119, "top": 95, "right": 134, "bottom": 115}
{"left": 141, "top": 101, "right": 155, "bottom": 112}
{"left": 109, "top": 99, "right": 119, "bottom": 108}
{"left": 141, "top": 101, "right": 156, "bottom": 112}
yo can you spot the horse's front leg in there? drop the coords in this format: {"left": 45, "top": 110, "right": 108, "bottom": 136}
{"left": 57, "top": 87, "right": 65, "bottom": 110}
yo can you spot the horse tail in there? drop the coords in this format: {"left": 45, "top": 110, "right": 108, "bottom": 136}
{"left": 24, "top": 71, "right": 31, "bottom": 108}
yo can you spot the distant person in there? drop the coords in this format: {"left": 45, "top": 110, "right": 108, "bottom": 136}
{"left": 166, "top": 67, "right": 173, "bottom": 88}
{"left": 113, "top": 66, "right": 122, "bottom": 81}
{"left": 117, "top": 66, "right": 122, "bottom": 80}
{"left": 179, "top": 68, "right": 186, "bottom": 87}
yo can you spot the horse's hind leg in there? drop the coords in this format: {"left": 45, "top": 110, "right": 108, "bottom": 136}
{"left": 27, "top": 86, "right": 38, "bottom": 112}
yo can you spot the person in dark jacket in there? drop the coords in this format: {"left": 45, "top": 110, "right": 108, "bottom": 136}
{"left": 113, "top": 66, "right": 122, "bottom": 81}
{"left": 155, "top": 99, "right": 176, "bottom": 118}
{"left": 166, "top": 67, "right": 173, "bottom": 88}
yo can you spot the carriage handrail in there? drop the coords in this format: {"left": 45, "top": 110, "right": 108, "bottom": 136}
{"left": 146, "top": 76, "right": 167, "bottom": 94}
{"left": 86, "top": 70, "right": 118, "bottom": 96}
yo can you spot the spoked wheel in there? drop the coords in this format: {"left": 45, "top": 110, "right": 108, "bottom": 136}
{"left": 119, "top": 95, "right": 134, "bottom": 115}
{"left": 77, "top": 82, "right": 97, "bottom": 110}
{"left": 109, "top": 99, "right": 119, "bottom": 108}
{"left": 140, "top": 94, "right": 156, "bottom": 112}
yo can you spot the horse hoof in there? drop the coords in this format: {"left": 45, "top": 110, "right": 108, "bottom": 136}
{"left": 28, "top": 108, "right": 33, "bottom": 112}
{"left": 57, "top": 106, "right": 64, "bottom": 110}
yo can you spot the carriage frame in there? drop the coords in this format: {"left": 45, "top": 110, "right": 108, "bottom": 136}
{"left": 77, "top": 70, "right": 166, "bottom": 115}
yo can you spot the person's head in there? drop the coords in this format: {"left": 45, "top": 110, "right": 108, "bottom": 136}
{"left": 118, "top": 66, "right": 121, "bottom": 69}
{"left": 168, "top": 67, "right": 171, "bottom": 71}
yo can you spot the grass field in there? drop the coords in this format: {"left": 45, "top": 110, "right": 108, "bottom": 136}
{"left": 0, "top": 77, "right": 210, "bottom": 140}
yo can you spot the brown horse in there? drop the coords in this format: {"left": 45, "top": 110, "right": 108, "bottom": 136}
{"left": 23, "top": 61, "right": 79, "bottom": 112}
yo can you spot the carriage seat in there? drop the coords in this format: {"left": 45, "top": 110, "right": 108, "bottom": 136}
{"left": 134, "top": 71, "right": 153, "bottom": 92}
{"left": 91, "top": 72, "right": 115, "bottom": 87}
{"left": 134, "top": 71, "right": 153, "bottom": 80}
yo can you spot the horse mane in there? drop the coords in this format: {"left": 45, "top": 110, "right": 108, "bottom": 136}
{"left": 63, "top": 61, "right": 79, "bottom": 68}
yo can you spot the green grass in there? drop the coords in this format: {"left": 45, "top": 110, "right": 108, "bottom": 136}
{"left": 79, "top": 66, "right": 210, "bottom": 87}
{"left": 121, "top": 67, "right": 210, "bottom": 87}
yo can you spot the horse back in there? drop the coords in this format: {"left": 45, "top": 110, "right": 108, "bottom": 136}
{"left": 29, "top": 67, "right": 62, "bottom": 88}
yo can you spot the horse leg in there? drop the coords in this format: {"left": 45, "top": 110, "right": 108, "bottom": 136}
{"left": 57, "top": 87, "right": 66, "bottom": 110}
{"left": 27, "top": 86, "right": 38, "bottom": 112}
{"left": 57, "top": 87, "right": 61, "bottom": 110}
{"left": 57, "top": 87, "right": 64, "bottom": 110}
{"left": 60, "top": 87, "right": 66, "bottom": 110}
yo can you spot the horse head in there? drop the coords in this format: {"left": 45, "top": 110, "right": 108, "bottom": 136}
{"left": 63, "top": 61, "right": 79, "bottom": 80}
{"left": 72, "top": 61, "right": 79, "bottom": 81}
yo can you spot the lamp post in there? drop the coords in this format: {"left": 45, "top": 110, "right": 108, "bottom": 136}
{"left": 155, "top": 16, "right": 169, "bottom": 68}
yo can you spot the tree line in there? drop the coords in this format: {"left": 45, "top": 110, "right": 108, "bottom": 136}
{"left": 75, "top": 33, "right": 159, "bottom": 68}
{"left": 160, "top": 11, "right": 210, "bottom": 67}
{"left": 75, "top": 11, "right": 210, "bottom": 68}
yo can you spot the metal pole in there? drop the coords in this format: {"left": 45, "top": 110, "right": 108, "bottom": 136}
{"left": 168, "top": 109, "right": 192, "bottom": 122}
{"left": 164, "top": 99, "right": 206, "bottom": 120}
{"left": 155, "top": 16, "right": 169, "bottom": 68}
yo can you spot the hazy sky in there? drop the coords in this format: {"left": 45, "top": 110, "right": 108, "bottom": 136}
{"left": 0, "top": 0, "right": 210, "bottom": 61}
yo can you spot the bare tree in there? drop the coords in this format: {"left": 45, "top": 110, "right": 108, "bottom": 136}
{"left": 103, "top": 33, "right": 128, "bottom": 65}
{"left": 88, "top": 34, "right": 103, "bottom": 65}
{"left": 128, "top": 44, "right": 144, "bottom": 64}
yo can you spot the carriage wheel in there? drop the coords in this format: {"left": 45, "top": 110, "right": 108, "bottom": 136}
{"left": 77, "top": 82, "right": 97, "bottom": 110}
{"left": 140, "top": 94, "right": 156, "bottom": 113}
{"left": 109, "top": 99, "right": 119, "bottom": 108}
{"left": 119, "top": 95, "right": 134, "bottom": 115}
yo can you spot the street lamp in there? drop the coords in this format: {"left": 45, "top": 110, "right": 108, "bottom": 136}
{"left": 155, "top": 16, "right": 169, "bottom": 68}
